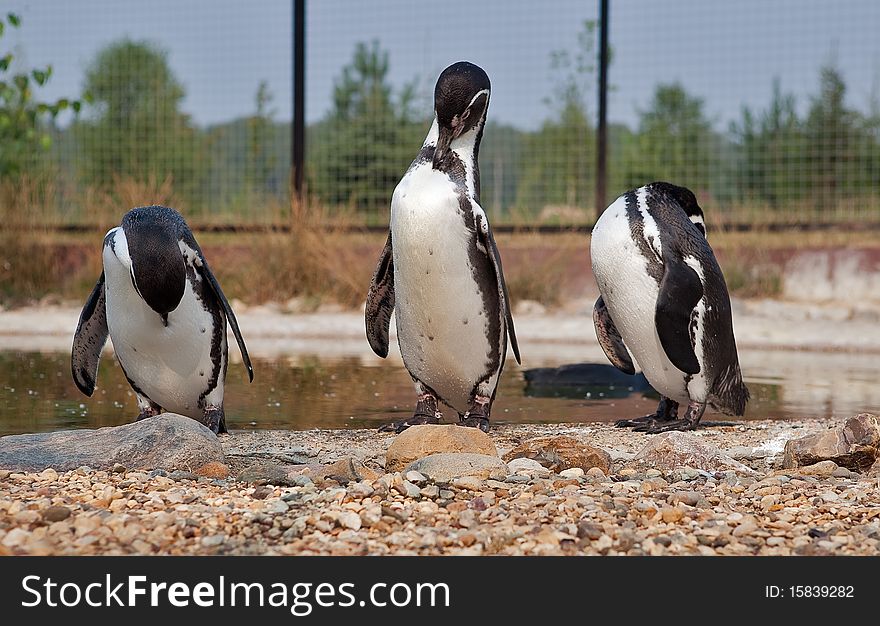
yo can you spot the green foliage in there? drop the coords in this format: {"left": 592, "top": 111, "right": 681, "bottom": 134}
{"left": 73, "top": 39, "right": 202, "bottom": 205}
{"left": 0, "top": 13, "right": 82, "bottom": 178}
{"left": 307, "top": 41, "right": 425, "bottom": 212}
{"left": 635, "top": 83, "right": 718, "bottom": 194}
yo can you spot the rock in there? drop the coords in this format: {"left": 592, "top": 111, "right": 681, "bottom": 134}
{"left": 632, "top": 432, "right": 755, "bottom": 474}
{"left": 577, "top": 521, "right": 604, "bottom": 540}
{"left": 195, "top": 462, "right": 230, "bottom": 479}
{"left": 783, "top": 414, "right": 880, "bottom": 472}
{"left": 402, "top": 480, "right": 421, "bottom": 498}
{"left": 407, "top": 453, "right": 507, "bottom": 483}
{"left": 385, "top": 425, "right": 497, "bottom": 472}
{"left": 405, "top": 470, "right": 427, "bottom": 484}
{"left": 660, "top": 507, "right": 684, "bottom": 523}
{"left": 783, "top": 460, "right": 839, "bottom": 477}
{"left": 236, "top": 460, "right": 295, "bottom": 486}
{"left": 42, "top": 506, "right": 71, "bottom": 522}
{"left": 506, "top": 457, "right": 550, "bottom": 477}
{"left": 420, "top": 485, "right": 440, "bottom": 498}
{"left": 452, "top": 476, "right": 486, "bottom": 491}
{"left": 266, "top": 500, "right": 290, "bottom": 514}
{"left": 318, "top": 457, "right": 380, "bottom": 484}
{"left": 201, "top": 534, "right": 225, "bottom": 547}
{"left": 337, "top": 511, "right": 362, "bottom": 531}
{"left": 502, "top": 436, "right": 611, "bottom": 474}
{"left": 0, "top": 414, "right": 224, "bottom": 473}
{"left": 559, "top": 467, "right": 585, "bottom": 479}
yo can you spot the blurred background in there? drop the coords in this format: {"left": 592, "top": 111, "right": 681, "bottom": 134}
{"left": 1, "top": 0, "right": 879, "bottom": 307}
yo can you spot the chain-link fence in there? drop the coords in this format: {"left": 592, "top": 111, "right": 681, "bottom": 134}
{"left": 2, "top": 0, "right": 879, "bottom": 225}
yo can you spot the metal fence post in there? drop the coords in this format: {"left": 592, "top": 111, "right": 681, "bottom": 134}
{"left": 595, "top": 0, "right": 609, "bottom": 222}
{"left": 292, "top": 0, "right": 306, "bottom": 211}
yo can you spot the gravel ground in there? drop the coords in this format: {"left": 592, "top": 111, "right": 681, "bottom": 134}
{"left": 2, "top": 419, "right": 878, "bottom": 556}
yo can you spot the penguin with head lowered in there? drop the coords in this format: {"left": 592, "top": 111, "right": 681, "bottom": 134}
{"left": 366, "top": 61, "right": 520, "bottom": 434}
{"left": 590, "top": 182, "right": 748, "bottom": 432}
{"left": 72, "top": 205, "right": 253, "bottom": 434}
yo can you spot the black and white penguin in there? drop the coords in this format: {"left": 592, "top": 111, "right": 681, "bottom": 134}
{"left": 366, "top": 61, "right": 520, "bottom": 433}
{"left": 590, "top": 182, "right": 749, "bottom": 432}
{"left": 71, "top": 205, "right": 253, "bottom": 434}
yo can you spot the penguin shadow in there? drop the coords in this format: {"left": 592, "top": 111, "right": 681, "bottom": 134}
{"left": 521, "top": 363, "right": 738, "bottom": 428}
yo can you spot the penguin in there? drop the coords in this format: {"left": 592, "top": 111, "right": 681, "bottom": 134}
{"left": 589, "top": 182, "right": 749, "bottom": 432}
{"left": 71, "top": 205, "right": 253, "bottom": 434}
{"left": 365, "top": 61, "right": 520, "bottom": 434}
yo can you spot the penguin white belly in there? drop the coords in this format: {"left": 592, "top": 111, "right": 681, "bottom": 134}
{"left": 590, "top": 200, "right": 689, "bottom": 404}
{"left": 391, "top": 165, "right": 494, "bottom": 413}
{"left": 103, "top": 245, "right": 223, "bottom": 418}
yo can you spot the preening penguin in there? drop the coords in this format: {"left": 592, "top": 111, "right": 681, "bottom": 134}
{"left": 590, "top": 182, "right": 748, "bottom": 432}
{"left": 366, "top": 61, "right": 520, "bottom": 433}
{"left": 71, "top": 205, "right": 253, "bottom": 434}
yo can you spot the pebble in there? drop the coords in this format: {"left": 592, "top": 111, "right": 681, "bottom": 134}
{"left": 0, "top": 418, "right": 874, "bottom": 556}
{"left": 42, "top": 506, "right": 72, "bottom": 522}
{"left": 405, "top": 471, "right": 427, "bottom": 484}
{"left": 559, "top": 468, "right": 585, "bottom": 479}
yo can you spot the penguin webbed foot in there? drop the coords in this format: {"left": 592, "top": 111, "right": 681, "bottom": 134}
{"left": 615, "top": 397, "right": 679, "bottom": 428}
{"left": 458, "top": 416, "right": 490, "bottom": 433}
{"left": 632, "top": 400, "right": 706, "bottom": 434}
{"left": 458, "top": 396, "right": 491, "bottom": 432}
{"left": 203, "top": 407, "right": 227, "bottom": 435}
{"left": 633, "top": 418, "right": 698, "bottom": 433}
{"left": 378, "top": 414, "right": 441, "bottom": 434}
{"left": 135, "top": 405, "right": 161, "bottom": 422}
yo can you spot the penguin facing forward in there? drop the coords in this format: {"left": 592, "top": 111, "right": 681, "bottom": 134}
{"left": 590, "top": 182, "right": 748, "bottom": 433}
{"left": 71, "top": 205, "right": 253, "bottom": 434}
{"left": 366, "top": 61, "right": 520, "bottom": 434}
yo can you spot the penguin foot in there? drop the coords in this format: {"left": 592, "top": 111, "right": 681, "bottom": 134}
{"left": 378, "top": 414, "right": 441, "bottom": 434}
{"left": 458, "top": 416, "right": 490, "bottom": 433}
{"left": 615, "top": 397, "right": 680, "bottom": 428}
{"left": 634, "top": 418, "right": 698, "bottom": 433}
{"left": 614, "top": 415, "right": 657, "bottom": 428}
{"left": 203, "top": 407, "right": 227, "bottom": 435}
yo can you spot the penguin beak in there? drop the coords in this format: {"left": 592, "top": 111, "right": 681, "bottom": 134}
{"left": 432, "top": 125, "right": 455, "bottom": 168}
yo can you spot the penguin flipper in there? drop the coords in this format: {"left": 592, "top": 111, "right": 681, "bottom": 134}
{"left": 593, "top": 296, "right": 635, "bottom": 375}
{"left": 477, "top": 215, "right": 521, "bottom": 365}
{"left": 197, "top": 254, "right": 254, "bottom": 383}
{"left": 71, "top": 272, "right": 109, "bottom": 396}
{"left": 365, "top": 232, "right": 395, "bottom": 358}
{"left": 655, "top": 258, "right": 703, "bottom": 375}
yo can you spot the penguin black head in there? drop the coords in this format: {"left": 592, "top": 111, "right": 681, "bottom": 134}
{"left": 432, "top": 61, "right": 491, "bottom": 168}
{"left": 650, "top": 182, "right": 706, "bottom": 237}
{"left": 120, "top": 206, "right": 188, "bottom": 317}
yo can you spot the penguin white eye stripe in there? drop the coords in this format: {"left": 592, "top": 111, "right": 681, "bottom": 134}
{"left": 466, "top": 89, "right": 490, "bottom": 109}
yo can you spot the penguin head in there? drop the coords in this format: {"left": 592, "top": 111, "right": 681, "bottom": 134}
{"left": 652, "top": 182, "right": 706, "bottom": 238}
{"left": 118, "top": 206, "right": 187, "bottom": 316}
{"left": 432, "top": 61, "right": 491, "bottom": 167}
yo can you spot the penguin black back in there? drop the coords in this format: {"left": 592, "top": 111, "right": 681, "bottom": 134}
{"left": 122, "top": 206, "right": 187, "bottom": 316}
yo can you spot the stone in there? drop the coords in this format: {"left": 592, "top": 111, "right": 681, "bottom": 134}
{"left": 385, "top": 425, "right": 497, "bottom": 472}
{"left": 266, "top": 500, "right": 290, "bottom": 514}
{"left": 783, "top": 414, "right": 880, "bottom": 472}
{"left": 42, "top": 506, "right": 71, "bottom": 522}
{"left": 420, "top": 485, "right": 440, "bottom": 498}
{"left": 406, "top": 453, "right": 507, "bottom": 483}
{"left": 506, "top": 457, "right": 550, "bottom": 477}
{"left": 560, "top": 467, "right": 585, "bottom": 479}
{"left": 236, "top": 460, "right": 295, "bottom": 486}
{"left": 632, "top": 432, "right": 755, "bottom": 474}
{"left": 660, "top": 507, "right": 684, "bottom": 523}
{"left": 402, "top": 481, "right": 421, "bottom": 498}
{"left": 195, "top": 462, "right": 230, "bottom": 479}
{"left": 405, "top": 470, "right": 427, "bottom": 484}
{"left": 502, "top": 436, "right": 611, "bottom": 474}
{"left": 784, "top": 460, "right": 839, "bottom": 477}
{"left": 337, "top": 511, "right": 362, "bottom": 531}
{"left": 318, "top": 457, "right": 380, "bottom": 484}
{"left": 0, "top": 414, "right": 224, "bottom": 473}
{"left": 452, "top": 476, "right": 486, "bottom": 491}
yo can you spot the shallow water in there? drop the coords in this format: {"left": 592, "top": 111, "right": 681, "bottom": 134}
{"left": 1, "top": 348, "right": 878, "bottom": 435}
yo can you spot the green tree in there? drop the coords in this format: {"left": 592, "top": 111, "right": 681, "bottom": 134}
{"left": 0, "top": 13, "right": 82, "bottom": 178}
{"left": 515, "top": 20, "right": 598, "bottom": 216}
{"left": 308, "top": 41, "right": 423, "bottom": 213}
{"left": 246, "top": 80, "right": 279, "bottom": 195}
{"left": 732, "top": 78, "right": 805, "bottom": 206}
{"left": 803, "top": 63, "right": 861, "bottom": 208}
{"left": 634, "top": 83, "right": 717, "bottom": 194}
{"left": 73, "top": 40, "right": 202, "bottom": 204}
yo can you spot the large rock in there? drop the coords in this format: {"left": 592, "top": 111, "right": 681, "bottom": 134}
{"left": 632, "top": 431, "right": 755, "bottom": 474}
{"left": 0, "top": 414, "right": 224, "bottom": 473}
{"left": 385, "top": 424, "right": 497, "bottom": 472}
{"left": 783, "top": 413, "right": 880, "bottom": 472}
{"left": 502, "top": 435, "right": 611, "bottom": 474}
{"left": 406, "top": 453, "right": 507, "bottom": 483}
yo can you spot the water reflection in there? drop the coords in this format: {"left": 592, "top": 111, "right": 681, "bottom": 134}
{"left": 0, "top": 348, "right": 877, "bottom": 435}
